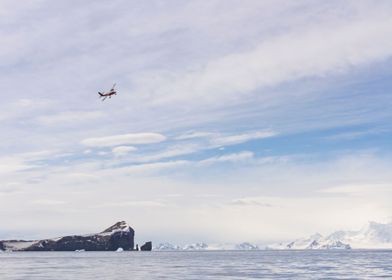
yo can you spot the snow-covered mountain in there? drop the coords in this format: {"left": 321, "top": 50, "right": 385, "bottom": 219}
{"left": 153, "top": 242, "right": 207, "bottom": 251}
{"left": 183, "top": 243, "right": 209, "bottom": 250}
{"left": 235, "top": 242, "right": 259, "bottom": 250}
{"left": 327, "top": 221, "right": 392, "bottom": 249}
{"left": 267, "top": 233, "right": 351, "bottom": 250}
{"left": 267, "top": 220, "right": 392, "bottom": 250}
{"left": 154, "top": 242, "right": 181, "bottom": 251}
{"left": 154, "top": 242, "right": 260, "bottom": 251}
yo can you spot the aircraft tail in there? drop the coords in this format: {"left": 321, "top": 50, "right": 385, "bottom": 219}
{"left": 98, "top": 92, "right": 104, "bottom": 97}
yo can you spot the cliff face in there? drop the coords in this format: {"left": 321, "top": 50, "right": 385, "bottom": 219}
{"left": 1, "top": 221, "right": 135, "bottom": 252}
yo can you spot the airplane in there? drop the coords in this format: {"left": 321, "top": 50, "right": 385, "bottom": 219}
{"left": 98, "top": 83, "right": 117, "bottom": 101}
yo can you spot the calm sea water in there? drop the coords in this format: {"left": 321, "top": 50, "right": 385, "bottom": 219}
{"left": 1, "top": 250, "right": 391, "bottom": 279}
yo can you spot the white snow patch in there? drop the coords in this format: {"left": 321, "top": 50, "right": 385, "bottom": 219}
{"left": 3, "top": 241, "right": 37, "bottom": 251}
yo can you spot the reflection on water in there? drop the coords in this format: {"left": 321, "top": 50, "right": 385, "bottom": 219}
{"left": 0, "top": 250, "right": 391, "bottom": 279}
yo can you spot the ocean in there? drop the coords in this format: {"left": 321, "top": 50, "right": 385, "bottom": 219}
{"left": 1, "top": 250, "right": 391, "bottom": 279}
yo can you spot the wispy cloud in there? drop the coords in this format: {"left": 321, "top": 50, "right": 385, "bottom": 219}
{"left": 210, "top": 131, "right": 277, "bottom": 146}
{"left": 118, "top": 160, "right": 190, "bottom": 174}
{"left": 175, "top": 130, "right": 277, "bottom": 148}
{"left": 175, "top": 131, "right": 216, "bottom": 140}
{"left": 98, "top": 200, "right": 167, "bottom": 208}
{"left": 81, "top": 133, "right": 166, "bottom": 147}
{"left": 111, "top": 146, "right": 137, "bottom": 157}
{"left": 0, "top": 98, "right": 52, "bottom": 122}
{"left": 319, "top": 183, "right": 392, "bottom": 197}
{"left": 198, "top": 151, "right": 254, "bottom": 166}
{"left": 130, "top": 144, "right": 201, "bottom": 163}
{"left": 147, "top": 12, "right": 392, "bottom": 105}
{"left": 36, "top": 111, "right": 105, "bottom": 126}
{"left": 0, "top": 156, "right": 37, "bottom": 174}
{"left": 324, "top": 128, "right": 388, "bottom": 141}
{"left": 32, "top": 199, "right": 67, "bottom": 206}
{"left": 229, "top": 197, "right": 274, "bottom": 207}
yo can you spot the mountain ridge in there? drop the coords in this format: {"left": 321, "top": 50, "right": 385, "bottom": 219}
{"left": 267, "top": 220, "right": 392, "bottom": 250}
{"left": 0, "top": 221, "right": 136, "bottom": 252}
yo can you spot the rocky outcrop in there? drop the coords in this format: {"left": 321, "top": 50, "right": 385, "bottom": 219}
{"left": 140, "top": 241, "right": 152, "bottom": 251}
{"left": 1, "top": 221, "right": 135, "bottom": 252}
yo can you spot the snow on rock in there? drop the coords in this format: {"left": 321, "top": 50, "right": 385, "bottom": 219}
{"left": 320, "top": 240, "right": 351, "bottom": 250}
{"left": 116, "top": 247, "right": 124, "bottom": 252}
{"left": 2, "top": 241, "right": 37, "bottom": 251}
{"left": 99, "top": 221, "right": 132, "bottom": 236}
{"left": 286, "top": 233, "right": 324, "bottom": 249}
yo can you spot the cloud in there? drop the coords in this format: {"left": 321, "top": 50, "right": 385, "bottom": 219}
{"left": 175, "top": 131, "right": 216, "bottom": 140}
{"left": 111, "top": 146, "right": 137, "bottom": 157}
{"left": 319, "top": 183, "right": 392, "bottom": 197}
{"left": 149, "top": 12, "right": 392, "bottom": 104}
{"left": 0, "top": 182, "right": 23, "bottom": 196}
{"left": 119, "top": 160, "right": 190, "bottom": 174}
{"left": 198, "top": 151, "right": 254, "bottom": 165}
{"left": 81, "top": 133, "right": 166, "bottom": 147}
{"left": 131, "top": 144, "right": 201, "bottom": 163}
{"left": 175, "top": 130, "right": 277, "bottom": 147}
{"left": 36, "top": 111, "right": 105, "bottom": 126}
{"left": 98, "top": 200, "right": 167, "bottom": 208}
{"left": 102, "top": 130, "right": 274, "bottom": 165}
{"left": 229, "top": 197, "right": 274, "bottom": 207}
{"left": 210, "top": 131, "right": 276, "bottom": 146}
{"left": 32, "top": 199, "right": 67, "bottom": 206}
{"left": 65, "top": 172, "right": 98, "bottom": 183}
{"left": 0, "top": 156, "right": 37, "bottom": 174}
{"left": 20, "top": 150, "right": 61, "bottom": 161}
{"left": 324, "top": 128, "right": 388, "bottom": 141}
{"left": 16, "top": 98, "right": 52, "bottom": 109}
{"left": 0, "top": 98, "right": 53, "bottom": 122}
{"left": 1, "top": 147, "right": 392, "bottom": 242}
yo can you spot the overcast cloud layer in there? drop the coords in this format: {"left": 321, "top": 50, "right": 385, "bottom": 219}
{"left": 0, "top": 0, "right": 392, "bottom": 245}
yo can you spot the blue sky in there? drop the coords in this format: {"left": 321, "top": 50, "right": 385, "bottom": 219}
{"left": 0, "top": 0, "right": 392, "bottom": 245}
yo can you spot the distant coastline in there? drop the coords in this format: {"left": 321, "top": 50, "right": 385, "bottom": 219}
{"left": 2, "top": 220, "right": 392, "bottom": 252}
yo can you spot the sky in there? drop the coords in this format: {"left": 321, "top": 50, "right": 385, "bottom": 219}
{"left": 1, "top": 0, "right": 392, "bottom": 245}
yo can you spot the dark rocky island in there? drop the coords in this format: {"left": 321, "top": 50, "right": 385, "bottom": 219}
{"left": 141, "top": 241, "right": 152, "bottom": 251}
{"left": 0, "top": 221, "right": 151, "bottom": 252}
